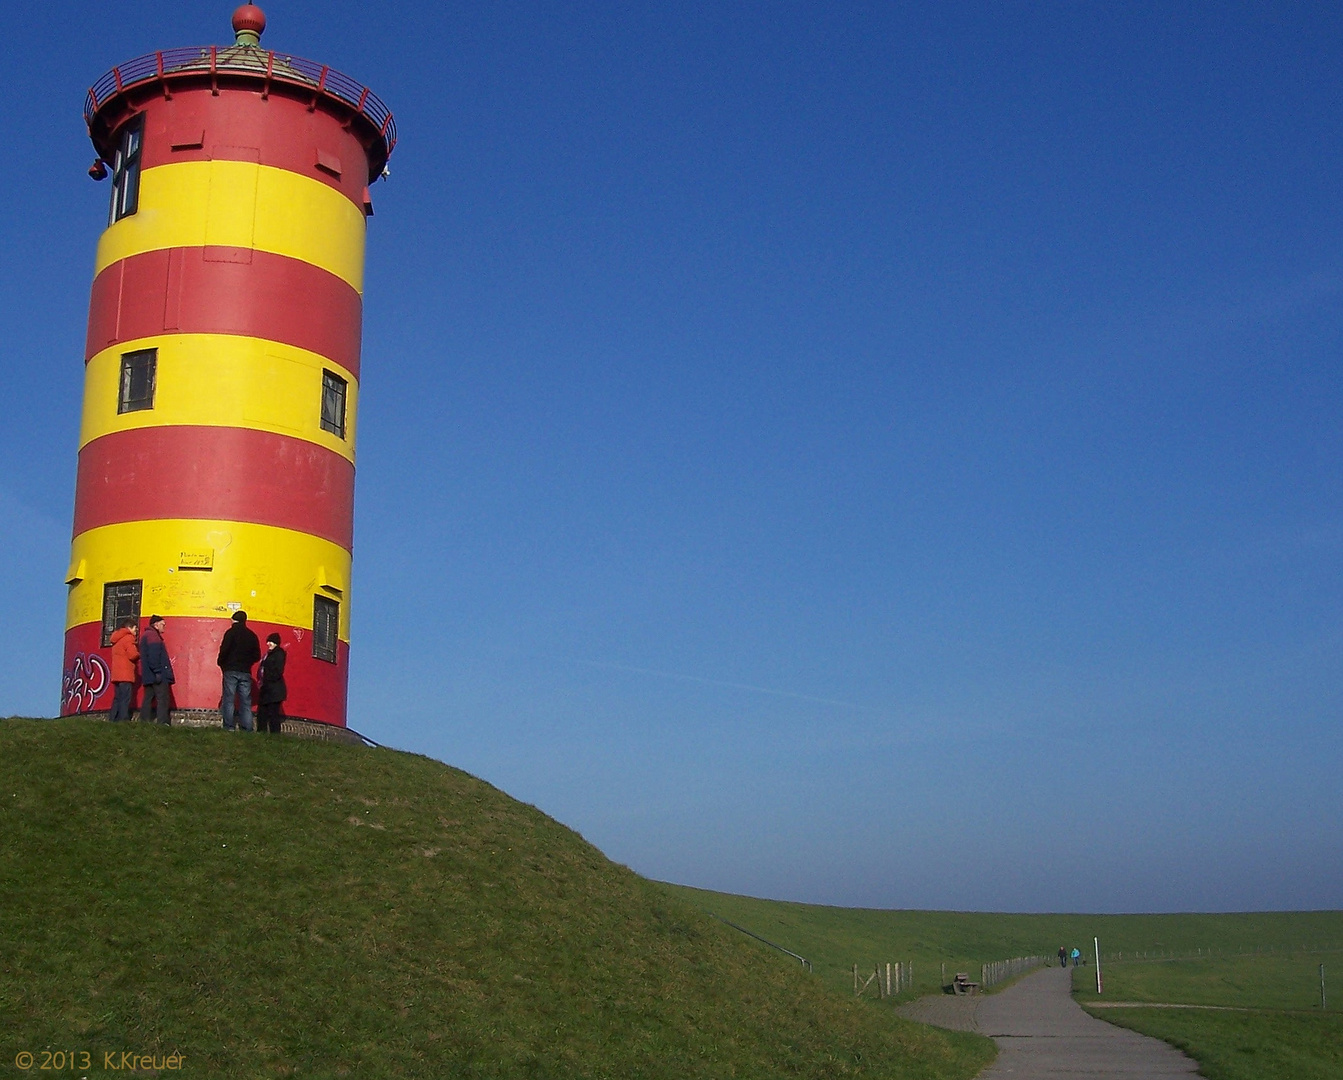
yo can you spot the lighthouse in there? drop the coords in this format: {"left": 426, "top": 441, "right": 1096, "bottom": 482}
{"left": 61, "top": 6, "right": 395, "bottom": 731}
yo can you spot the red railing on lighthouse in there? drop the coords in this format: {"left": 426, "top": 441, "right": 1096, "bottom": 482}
{"left": 86, "top": 47, "right": 397, "bottom": 162}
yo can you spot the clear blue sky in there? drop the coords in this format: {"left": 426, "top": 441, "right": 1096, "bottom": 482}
{"left": 3, "top": 2, "right": 1340, "bottom": 913}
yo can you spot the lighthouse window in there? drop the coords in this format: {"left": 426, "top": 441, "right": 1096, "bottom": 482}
{"left": 108, "top": 117, "right": 144, "bottom": 225}
{"left": 312, "top": 595, "right": 339, "bottom": 663}
{"left": 118, "top": 349, "right": 157, "bottom": 413}
{"left": 320, "top": 370, "right": 348, "bottom": 439}
{"left": 100, "top": 580, "right": 142, "bottom": 647}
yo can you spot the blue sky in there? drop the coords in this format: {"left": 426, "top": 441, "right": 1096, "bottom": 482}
{"left": 2, "top": 2, "right": 1340, "bottom": 912}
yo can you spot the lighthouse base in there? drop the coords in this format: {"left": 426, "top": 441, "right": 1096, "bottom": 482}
{"left": 72, "top": 709, "right": 368, "bottom": 745}
{"left": 62, "top": 618, "right": 349, "bottom": 726}
{"left": 168, "top": 710, "right": 368, "bottom": 744}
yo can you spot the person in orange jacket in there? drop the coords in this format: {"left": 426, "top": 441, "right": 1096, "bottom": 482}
{"left": 108, "top": 618, "right": 140, "bottom": 723}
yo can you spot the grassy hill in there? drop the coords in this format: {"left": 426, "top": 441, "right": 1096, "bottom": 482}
{"left": 0, "top": 719, "right": 992, "bottom": 1079}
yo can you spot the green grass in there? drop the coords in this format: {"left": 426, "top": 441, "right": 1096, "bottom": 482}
{"left": 1074, "top": 951, "right": 1339, "bottom": 1010}
{"left": 662, "top": 884, "right": 1343, "bottom": 1002}
{"left": 664, "top": 888, "right": 1343, "bottom": 1080}
{"left": 0, "top": 718, "right": 993, "bottom": 1080}
{"left": 1072, "top": 951, "right": 1341, "bottom": 1079}
{"left": 661, "top": 885, "right": 1056, "bottom": 1000}
{"left": 1094, "top": 1009, "right": 1342, "bottom": 1080}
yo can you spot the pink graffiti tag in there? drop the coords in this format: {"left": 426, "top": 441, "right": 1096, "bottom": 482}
{"left": 62, "top": 653, "right": 111, "bottom": 714}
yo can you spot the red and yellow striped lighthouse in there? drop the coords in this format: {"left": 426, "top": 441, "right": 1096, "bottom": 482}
{"left": 61, "top": 6, "right": 395, "bottom": 729}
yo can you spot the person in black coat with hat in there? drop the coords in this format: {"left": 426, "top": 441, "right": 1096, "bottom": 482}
{"left": 256, "top": 633, "right": 287, "bottom": 734}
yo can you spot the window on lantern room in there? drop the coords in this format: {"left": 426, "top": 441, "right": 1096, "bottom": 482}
{"left": 109, "top": 117, "right": 144, "bottom": 225}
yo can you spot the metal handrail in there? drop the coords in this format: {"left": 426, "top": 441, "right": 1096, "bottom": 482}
{"left": 709, "top": 913, "right": 813, "bottom": 971}
{"left": 85, "top": 46, "right": 396, "bottom": 161}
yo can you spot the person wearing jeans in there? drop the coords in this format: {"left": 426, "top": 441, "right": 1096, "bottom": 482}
{"left": 216, "top": 610, "right": 261, "bottom": 731}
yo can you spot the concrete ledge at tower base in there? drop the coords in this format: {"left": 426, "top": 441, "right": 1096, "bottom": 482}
{"left": 70, "top": 710, "right": 372, "bottom": 746}
{"left": 173, "top": 710, "right": 369, "bottom": 745}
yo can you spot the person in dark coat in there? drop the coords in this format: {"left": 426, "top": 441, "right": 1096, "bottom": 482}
{"left": 256, "top": 633, "right": 287, "bottom": 734}
{"left": 139, "top": 614, "right": 175, "bottom": 725}
{"left": 217, "top": 610, "right": 261, "bottom": 731}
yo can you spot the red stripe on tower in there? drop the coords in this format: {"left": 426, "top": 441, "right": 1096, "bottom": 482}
{"left": 74, "top": 428, "right": 355, "bottom": 547}
{"left": 87, "top": 249, "right": 362, "bottom": 373}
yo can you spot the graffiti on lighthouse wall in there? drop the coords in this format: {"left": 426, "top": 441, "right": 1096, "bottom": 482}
{"left": 62, "top": 652, "right": 111, "bottom": 713}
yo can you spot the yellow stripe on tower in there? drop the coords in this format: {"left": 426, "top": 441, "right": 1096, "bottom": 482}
{"left": 94, "top": 161, "right": 367, "bottom": 292}
{"left": 66, "top": 519, "right": 352, "bottom": 638}
{"left": 81, "top": 335, "right": 358, "bottom": 462}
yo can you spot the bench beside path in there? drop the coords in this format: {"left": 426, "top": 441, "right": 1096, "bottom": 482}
{"left": 898, "top": 966, "right": 1199, "bottom": 1078}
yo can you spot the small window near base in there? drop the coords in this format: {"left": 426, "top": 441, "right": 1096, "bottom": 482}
{"left": 313, "top": 595, "right": 339, "bottom": 663}
{"left": 101, "top": 580, "right": 142, "bottom": 647}
{"left": 118, "top": 349, "right": 157, "bottom": 413}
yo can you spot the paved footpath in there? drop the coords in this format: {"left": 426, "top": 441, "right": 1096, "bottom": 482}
{"left": 898, "top": 966, "right": 1199, "bottom": 1078}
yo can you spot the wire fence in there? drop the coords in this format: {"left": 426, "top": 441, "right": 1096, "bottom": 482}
{"left": 853, "top": 962, "right": 912, "bottom": 998}
{"left": 981, "top": 955, "right": 1048, "bottom": 988}
{"left": 1102, "top": 943, "right": 1343, "bottom": 963}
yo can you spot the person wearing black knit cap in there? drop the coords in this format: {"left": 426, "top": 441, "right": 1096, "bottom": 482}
{"left": 256, "top": 633, "right": 288, "bottom": 734}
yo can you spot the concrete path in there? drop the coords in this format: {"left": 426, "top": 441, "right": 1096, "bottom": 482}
{"left": 898, "top": 966, "right": 1199, "bottom": 1078}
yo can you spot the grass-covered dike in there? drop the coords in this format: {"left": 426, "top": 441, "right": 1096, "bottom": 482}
{"left": 0, "top": 719, "right": 992, "bottom": 1079}
{"left": 665, "top": 885, "right": 1343, "bottom": 1000}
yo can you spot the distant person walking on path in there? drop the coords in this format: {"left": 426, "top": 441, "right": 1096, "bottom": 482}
{"left": 1071, "top": 947, "right": 1081, "bottom": 967}
{"left": 1058, "top": 946, "right": 1067, "bottom": 968}
{"left": 108, "top": 618, "right": 139, "bottom": 723}
{"left": 256, "top": 633, "right": 287, "bottom": 734}
{"left": 138, "top": 615, "right": 174, "bottom": 725}
{"left": 217, "top": 611, "right": 260, "bottom": 731}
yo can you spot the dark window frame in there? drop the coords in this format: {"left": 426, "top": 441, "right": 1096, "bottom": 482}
{"left": 313, "top": 595, "right": 339, "bottom": 663}
{"left": 320, "top": 370, "right": 348, "bottom": 439}
{"left": 109, "top": 116, "right": 145, "bottom": 225}
{"left": 118, "top": 348, "right": 157, "bottom": 413}
{"left": 100, "top": 580, "right": 142, "bottom": 647}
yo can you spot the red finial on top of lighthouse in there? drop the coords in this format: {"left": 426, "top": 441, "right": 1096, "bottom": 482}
{"left": 232, "top": 5, "right": 266, "bottom": 46}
